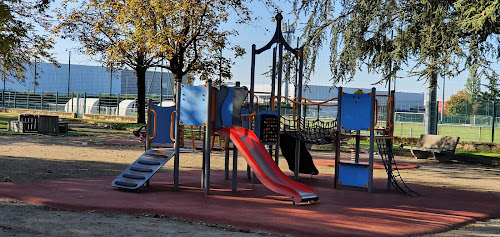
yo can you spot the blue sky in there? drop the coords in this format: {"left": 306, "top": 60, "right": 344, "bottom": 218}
{"left": 46, "top": 0, "right": 482, "bottom": 100}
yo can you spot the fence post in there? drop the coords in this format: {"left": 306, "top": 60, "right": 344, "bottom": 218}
{"left": 55, "top": 92, "right": 58, "bottom": 111}
{"left": 492, "top": 101, "right": 496, "bottom": 143}
{"left": 98, "top": 93, "right": 101, "bottom": 114}
{"left": 71, "top": 92, "right": 74, "bottom": 113}
{"left": 40, "top": 92, "right": 44, "bottom": 110}
{"left": 479, "top": 126, "right": 482, "bottom": 142}
{"left": 76, "top": 92, "right": 80, "bottom": 116}
{"left": 14, "top": 91, "right": 17, "bottom": 108}
{"left": 116, "top": 94, "right": 120, "bottom": 116}
{"left": 410, "top": 127, "right": 413, "bottom": 137}
{"left": 27, "top": 92, "right": 30, "bottom": 109}
{"left": 83, "top": 92, "right": 87, "bottom": 114}
{"left": 1, "top": 90, "right": 4, "bottom": 108}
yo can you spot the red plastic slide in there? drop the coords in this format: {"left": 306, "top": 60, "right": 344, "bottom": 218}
{"left": 216, "top": 126, "right": 319, "bottom": 204}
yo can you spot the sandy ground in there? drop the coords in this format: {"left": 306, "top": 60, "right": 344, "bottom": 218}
{"left": 0, "top": 123, "right": 499, "bottom": 236}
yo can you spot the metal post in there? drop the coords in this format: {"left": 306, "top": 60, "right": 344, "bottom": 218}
{"left": 146, "top": 99, "right": 152, "bottom": 150}
{"left": 269, "top": 47, "right": 277, "bottom": 164}
{"left": 14, "top": 91, "right": 17, "bottom": 108}
{"left": 67, "top": 51, "right": 71, "bottom": 94}
{"left": 55, "top": 92, "right": 58, "bottom": 112}
{"left": 248, "top": 44, "right": 256, "bottom": 180}
{"left": 1, "top": 77, "right": 4, "bottom": 107}
{"left": 41, "top": 92, "right": 43, "bottom": 110}
{"left": 225, "top": 146, "right": 230, "bottom": 180}
{"left": 109, "top": 63, "right": 113, "bottom": 95}
{"left": 160, "top": 62, "right": 163, "bottom": 103}
{"left": 479, "top": 126, "right": 482, "bottom": 142}
{"left": 98, "top": 93, "right": 101, "bottom": 114}
{"left": 34, "top": 59, "right": 37, "bottom": 93}
{"left": 27, "top": 93, "right": 30, "bottom": 109}
{"left": 492, "top": 101, "right": 496, "bottom": 143}
{"left": 334, "top": 87, "right": 343, "bottom": 188}
{"left": 271, "top": 47, "right": 277, "bottom": 108}
{"left": 441, "top": 76, "right": 445, "bottom": 122}
{"left": 204, "top": 80, "right": 213, "bottom": 195}
{"left": 276, "top": 44, "right": 283, "bottom": 166}
{"left": 83, "top": 92, "right": 87, "bottom": 114}
{"left": 232, "top": 143, "right": 238, "bottom": 192}
{"left": 173, "top": 77, "right": 182, "bottom": 191}
{"left": 116, "top": 94, "right": 120, "bottom": 116}
{"left": 293, "top": 47, "right": 304, "bottom": 180}
{"left": 387, "top": 90, "right": 396, "bottom": 191}
{"left": 368, "top": 88, "right": 376, "bottom": 193}
{"left": 250, "top": 44, "right": 256, "bottom": 114}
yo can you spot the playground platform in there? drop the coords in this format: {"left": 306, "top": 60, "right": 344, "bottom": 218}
{"left": 0, "top": 170, "right": 498, "bottom": 236}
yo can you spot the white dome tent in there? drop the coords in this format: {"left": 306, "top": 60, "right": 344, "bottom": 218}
{"left": 118, "top": 99, "right": 137, "bottom": 117}
{"left": 64, "top": 98, "right": 99, "bottom": 114}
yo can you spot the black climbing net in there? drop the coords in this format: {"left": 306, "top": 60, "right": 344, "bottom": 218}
{"left": 282, "top": 117, "right": 337, "bottom": 145}
{"left": 376, "top": 138, "right": 420, "bottom": 197}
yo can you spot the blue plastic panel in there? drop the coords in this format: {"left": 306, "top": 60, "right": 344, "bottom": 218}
{"left": 151, "top": 105, "right": 176, "bottom": 144}
{"left": 341, "top": 93, "right": 371, "bottom": 130}
{"left": 180, "top": 85, "right": 207, "bottom": 126}
{"left": 338, "top": 162, "right": 369, "bottom": 188}
{"left": 221, "top": 87, "right": 234, "bottom": 126}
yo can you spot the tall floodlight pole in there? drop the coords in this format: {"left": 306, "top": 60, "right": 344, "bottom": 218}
{"left": 441, "top": 76, "right": 445, "bottom": 122}
{"left": 109, "top": 62, "right": 113, "bottom": 94}
{"left": 67, "top": 50, "right": 71, "bottom": 94}
{"left": 34, "top": 58, "right": 37, "bottom": 93}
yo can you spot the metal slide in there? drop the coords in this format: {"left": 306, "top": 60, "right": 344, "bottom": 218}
{"left": 112, "top": 148, "right": 176, "bottom": 189}
{"left": 216, "top": 126, "right": 319, "bottom": 204}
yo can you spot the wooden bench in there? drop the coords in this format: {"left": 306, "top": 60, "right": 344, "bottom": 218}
{"left": 403, "top": 134, "right": 460, "bottom": 163}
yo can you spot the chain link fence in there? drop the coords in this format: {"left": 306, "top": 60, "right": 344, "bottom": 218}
{"left": 0, "top": 90, "right": 166, "bottom": 117}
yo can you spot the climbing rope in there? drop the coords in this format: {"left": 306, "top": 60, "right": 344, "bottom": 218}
{"left": 376, "top": 138, "right": 420, "bottom": 197}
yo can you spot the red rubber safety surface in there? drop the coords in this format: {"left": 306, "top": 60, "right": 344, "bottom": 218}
{"left": 0, "top": 170, "right": 498, "bottom": 236}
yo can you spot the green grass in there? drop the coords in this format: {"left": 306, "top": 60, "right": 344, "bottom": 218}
{"left": 394, "top": 122, "right": 500, "bottom": 142}
{"left": 455, "top": 150, "right": 500, "bottom": 159}
{"left": 0, "top": 113, "right": 18, "bottom": 130}
{"left": 0, "top": 112, "right": 144, "bottom": 136}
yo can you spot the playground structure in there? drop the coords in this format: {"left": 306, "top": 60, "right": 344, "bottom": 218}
{"left": 112, "top": 82, "right": 319, "bottom": 204}
{"left": 112, "top": 13, "right": 417, "bottom": 204}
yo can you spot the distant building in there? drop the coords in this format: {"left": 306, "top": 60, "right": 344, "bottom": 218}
{"left": 244, "top": 83, "right": 424, "bottom": 113}
{"left": 3, "top": 63, "right": 185, "bottom": 99}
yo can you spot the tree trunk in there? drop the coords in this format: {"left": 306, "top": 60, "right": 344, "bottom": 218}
{"left": 136, "top": 67, "right": 147, "bottom": 124}
{"left": 425, "top": 72, "right": 438, "bottom": 135}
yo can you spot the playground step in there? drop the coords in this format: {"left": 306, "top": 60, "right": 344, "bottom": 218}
{"left": 112, "top": 148, "right": 176, "bottom": 190}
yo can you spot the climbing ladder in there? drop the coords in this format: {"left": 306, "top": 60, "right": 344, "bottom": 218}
{"left": 112, "top": 148, "right": 176, "bottom": 189}
{"left": 376, "top": 138, "right": 420, "bottom": 197}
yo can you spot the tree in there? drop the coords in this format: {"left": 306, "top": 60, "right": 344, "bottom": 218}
{"left": 455, "top": 0, "right": 500, "bottom": 116}
{"left": 446, "top": 90, "right": 474, "bottom": 116}
{"left": 294, "top": 1, "right": 476, "bottom": 135}
{"left": 55, "top": 0, "right": 249, "bottom": 123}
{"left": 1, "top": 0, "right": 56, "bottom": 84}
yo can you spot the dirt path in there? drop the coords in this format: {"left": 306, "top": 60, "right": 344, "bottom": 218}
{"left": 0, "top": 125, "right": 499, "bottom": 236}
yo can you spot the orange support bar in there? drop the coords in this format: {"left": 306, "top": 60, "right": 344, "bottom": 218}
{"left": 149, "top": 108, "right": 157, "bottom": 141}
{"left": 170, "top": 111, "right": 177, "bottom": 142}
